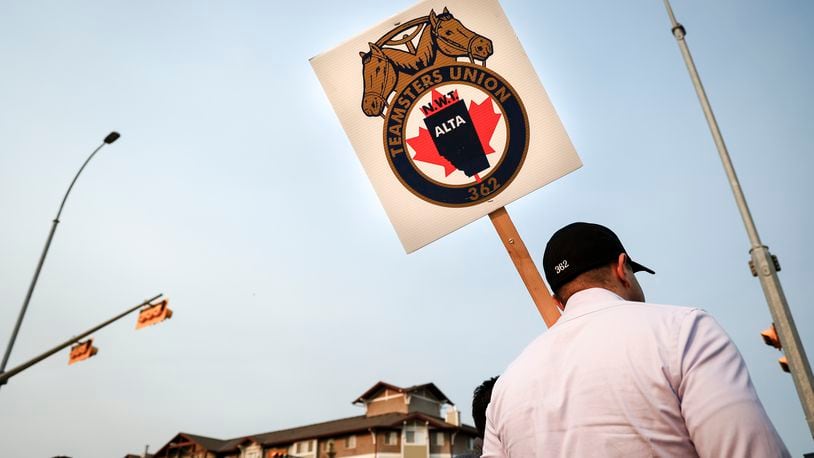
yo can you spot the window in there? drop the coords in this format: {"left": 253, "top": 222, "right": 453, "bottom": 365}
{"left": 403, "top": 421, "right": 425, "bottom": 445}
{"left": 345, "top": 435, "right": 356, "bottom": 448}
{"left": 467, "top": 437, "right": 475, "bottom": 450}
{"left": 433, "top": 432, "right": 445, "bottom": 446}
{"left": 294, "top": 441, "right": 312, "bottom": 454}
{"left": 385, "top": 431, "right": 398, "bottom": 445}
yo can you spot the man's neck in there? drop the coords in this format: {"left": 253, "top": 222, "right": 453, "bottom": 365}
{"left": 564, "top": 287, "right": 626, "bottom": 309}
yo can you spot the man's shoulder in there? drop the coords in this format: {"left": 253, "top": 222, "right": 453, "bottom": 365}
{"left": 622, "top": 300, "right": 702, "bottom": 316}
{"left": 561, "top": 298, "right": 704, "bottom": 332}
{"left": 563, "top": 290, "right": 704, "bottom": 324}
{"left": 598, "top": 301, "right": 708, "bottom": 338}
{"left": 500, "top": 301, "right": 705, "bottom": 376}
{"left": 579, "top": 296, "right": 701, "bottom": 322}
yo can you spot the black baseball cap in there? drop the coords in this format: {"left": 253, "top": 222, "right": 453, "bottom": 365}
{"left": 543, "top": 222, "right": 655, "bottom": 292}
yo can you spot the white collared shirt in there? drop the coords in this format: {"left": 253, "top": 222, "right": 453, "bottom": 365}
{"left": 483, "top": 288, "right": 789, "bottom": 457}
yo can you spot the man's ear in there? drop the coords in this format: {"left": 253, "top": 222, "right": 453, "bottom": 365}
{"left": 614, "top": 253, "right": 631, "bottom": 288}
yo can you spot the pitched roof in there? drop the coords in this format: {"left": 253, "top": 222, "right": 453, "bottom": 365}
{"left": 152, "top": 432, "right": 236, "bottom": 455}
{"left": 353, "top": 381, "right": 453, "bottom": 405}
{"left": 180, "top": 432, "right": 232, "bottom": 451}
{"left": 216, "top": 437, "right": 251, "bottom": 453}
{"left": 247, "top": 411, "right": 476, "bottom": 446}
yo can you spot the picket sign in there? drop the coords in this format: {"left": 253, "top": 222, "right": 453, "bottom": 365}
{"left": 311, "top": 0, "right": 580, "bottom": 327}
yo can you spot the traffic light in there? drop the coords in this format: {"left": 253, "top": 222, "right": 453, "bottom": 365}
{"left": 760, "top": 323, "right": 790, "bottom": 373}
{"left": 68, "top": 339, "right": 98, "bottom": 365}
{"left": 135, "top": 299, "right": 172, "bottom": 330}
{"left": 761, "top": 324, "right": 781, "bottom": 349}
{"left": 779, "top": 356, "right": 790, "bottom": 373}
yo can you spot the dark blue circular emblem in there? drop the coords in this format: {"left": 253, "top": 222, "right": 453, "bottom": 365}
{"left": 383, "top": 63, "right": 529, "bottom": 207}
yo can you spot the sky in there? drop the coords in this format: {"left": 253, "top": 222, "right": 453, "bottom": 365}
{"left": 0, "top": 0, "right": 812, "bottom": 456}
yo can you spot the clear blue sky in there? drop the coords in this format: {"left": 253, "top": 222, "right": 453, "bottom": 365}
{"left": 1, "top": 0, "right": 812, "bottom": 456}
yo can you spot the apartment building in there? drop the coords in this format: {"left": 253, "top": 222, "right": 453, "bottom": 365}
{"left": 149, "top": 381, "right": 479, "bottom": 458}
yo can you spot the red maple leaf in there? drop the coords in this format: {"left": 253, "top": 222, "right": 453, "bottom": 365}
{"left": 406, "top": 89, "right": 502, "bottom": 177}
{"left": 406, "top": 127, "right": 457, "bottom": 176}
{"left": 469, "top": 97, "right": 501, "bottom": 154}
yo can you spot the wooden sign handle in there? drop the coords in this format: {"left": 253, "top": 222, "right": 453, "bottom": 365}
{"left": 489, "top": 207, "right": 561, "bottom": 328}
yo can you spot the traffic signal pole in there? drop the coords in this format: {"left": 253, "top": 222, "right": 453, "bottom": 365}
{"left": 662, "top": 0, "right": 814, "bottom": 438}
{"left": 0, "top": 294, "right": 162, "bottom": 387}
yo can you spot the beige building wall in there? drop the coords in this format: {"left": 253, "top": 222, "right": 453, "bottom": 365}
{"left": 403, "top": 444, "right": 428, "bottom": 458}
{"left": 366, "top": 396, "right": 408, "bottom": 416}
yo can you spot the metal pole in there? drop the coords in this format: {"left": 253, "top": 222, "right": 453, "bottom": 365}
{"left": 1, "top": 219, "right": 60, "bottom": 373}
{"left": 0, "top": 294, "right": 161, "bottom": 386}
{"left": 662, "top": 0, "right": 814, "bottom": 438}
{"left": 0, "top": 133, "right": 119, "bottom": 377}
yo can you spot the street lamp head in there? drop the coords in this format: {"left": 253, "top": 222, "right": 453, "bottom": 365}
{"left": 104, "top": 131, "right": 121, "bottom": 144}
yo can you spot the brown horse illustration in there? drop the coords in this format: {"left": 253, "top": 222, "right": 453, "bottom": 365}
{"left": 382, "top": 8, "right": 492, "bottom": 74}
{"left": 359, "top": 42, "right": 398, "bottom": 117}
{"left": 359, "top": 7, "right": 493, "bottom": 117}
{"left": 428, "top": 8, "right": 493, "bottom": 65}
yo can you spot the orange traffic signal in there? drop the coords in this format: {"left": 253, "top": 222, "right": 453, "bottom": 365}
{"left": 68, "top": 339, "right": 98, "bottom": 365}
{"left": 779, "top": 356, "right": 790, "bottom": 373}
{"left": 135, "top": 299, "right": 173, "bottom": 330}
{"left": 761, "top": 323, "right": 791, "bottom": 373}
{"left": 761, "top": 324, "right": 782, "bottom": 349}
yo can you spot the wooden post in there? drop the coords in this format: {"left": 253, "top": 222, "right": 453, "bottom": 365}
{"left": 489, "top": 207, "right": 560, "bottom": 328}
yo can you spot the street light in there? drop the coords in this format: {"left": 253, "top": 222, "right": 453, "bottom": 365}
{"left": 0, "top": 132, "right": 121, "bottom": 379}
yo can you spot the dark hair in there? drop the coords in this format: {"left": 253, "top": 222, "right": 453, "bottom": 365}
{"left": 472, "top": 376, "right": 499, "bottom": 438}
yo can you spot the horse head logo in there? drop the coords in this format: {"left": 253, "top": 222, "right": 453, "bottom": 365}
{"left": 360, "top": 42, "right": 397, "bottom": 117}
{"left": 358, "top": 7, "right": 494, "bottom": 117}
{"left": 429, "top": 8, "right": 493, "bottom": 63}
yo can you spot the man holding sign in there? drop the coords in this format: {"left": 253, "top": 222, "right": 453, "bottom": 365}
{"left": 483, "top": 223, "right": 789, "bottom": 457}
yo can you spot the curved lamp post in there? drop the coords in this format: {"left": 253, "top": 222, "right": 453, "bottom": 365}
{"left": 0, "top": 131, "right": 121, "bottom": 379}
